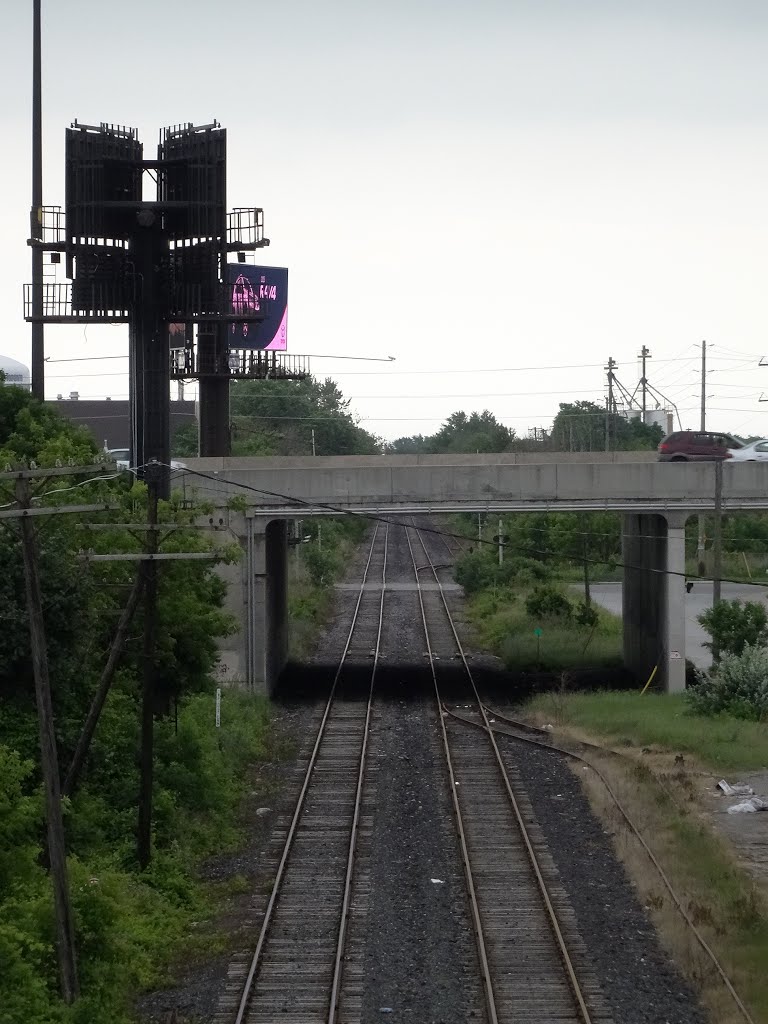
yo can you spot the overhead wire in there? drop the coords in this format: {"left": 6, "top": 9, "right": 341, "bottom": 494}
{"left": 164, "top": 463, "right": 766, "bottom": 586}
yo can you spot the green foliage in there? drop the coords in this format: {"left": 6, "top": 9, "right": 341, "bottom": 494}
{"left": 0, "top": 376, "right": 98, "bottom": 467}
{"left": 697, "top": 599, "right": 768, "bottom": 658}
{"left": 287, "top": 516, "right": 369, "bottom": 657}
{"left": 525, "top": 585, "right": 573, "bottom": 620}
{"left": 0, "top": 691, "right": 272, "bottom": 1023}
{"left": 550, "top": 400, "right": 663, "bottom": 451}
{"left": 230, "top": 376, "right": 381, "bottom": 457}
{"left": 0, "top": 396, "right": 274, "bottom": 1020}
{"left": 388, "top": 409, "right": 515, "bottom": 454}
{"left": 466, "top": 589, "right": 621, "bottom": 671}
{"left": 302, "top": 543, "right": 338, "bottom": 586}
{"left": 527, "top": 691, "right": 768, "bottom": 771}
{"left": 171, "top": 422, "right": 199, "bottom": 458}
{"left": 455, "top": 548, "right": 549, "bottom": 594}
{"left": 688, "top": 644, "right": 768, "bottom": 721}
{"left": 575, "top": 602, "right": 599, "bottom": 628}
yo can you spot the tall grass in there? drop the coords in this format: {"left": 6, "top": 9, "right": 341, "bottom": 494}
{"left": 466, "top": 586, "right": 623, "bottom": 671}
{"left": 526, "top": 691, "right": 768, "bottom": 771}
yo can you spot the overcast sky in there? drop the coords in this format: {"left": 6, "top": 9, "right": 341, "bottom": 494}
{"left": 3, "top": 0, "right": 768, "bottom": 443}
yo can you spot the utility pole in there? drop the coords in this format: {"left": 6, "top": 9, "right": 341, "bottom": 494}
{"left": 700, "top": 339, "right": 707, "bottom": 434}
{"left": 69, "top": 487, "right": 219, "bottom": 865}
{"left": 15, "top": 476, "right": 79, "bottom": 1001}
{"left": 698, "top": 340, "right": 707, "bottom": 574}
{"left": 605, "top": 356, "right": 617, "bottom": 452}
{"left": 498, "top": 517, "right": 504, "bottom": 567}
{"left": 63, "top": 568, "right": 146, "bottom": 798}
{"left": 711, "top": 459, "right": 724, "bottom": 660}
{"left": 0, "top": 465, "right": 115, "bottom": 1002}
{"left": 311, "top": 428, "right": 316, "bottom": 457}
{"left": 639, "top": 346, "right": 651, "bottom": 425}
{"left": 30, "top": 0, "right": 45, "bottom": 399}
{"left": 581, "top": 514, "right": 591, "bottom": 608}
{"left": 137, "top": 464, "right": 159, "bottom": 870}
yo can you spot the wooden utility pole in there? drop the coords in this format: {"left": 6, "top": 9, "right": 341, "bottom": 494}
{"left": 70, "top": 479, "right": 218, "bottom": 869}
{"left": 711, "top": 459, "right": 724, "bottom": 660}
{"left": 12, "top": 476, "right": 96, "bottom": 1004}
{"left": 0, "top": 464, "right": 115, "bottom": 1003}
{"left": 137, "top": 465, "right": 160, "bottom": 870}
{"left": 697, "top": 340, "right": 707, "bottom": 575}
{"left": 581, "top": 514, "right": 591, "bottom": 608}
{"left": 63, "top": 569, "right": 146, "bottom": 798}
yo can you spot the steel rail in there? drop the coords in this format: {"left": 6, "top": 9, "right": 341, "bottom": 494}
{"left": 233, "top": 524, "right": 385, "bottom": 1024}
{"left": 403, "top": 524, "right": 500, "bottom": 1024}
{"left": 409, "top": 521, "right": 594, "bottom": 1024}
{"left": 327, "top": 524, "right": 388, "bottom": 1023}
{"left": 476, "top": 702, "right": 757, "bottom": 1024}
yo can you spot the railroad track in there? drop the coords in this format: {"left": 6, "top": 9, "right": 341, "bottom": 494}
{"left": 221, "top": 524, "right": 388, "bottom": 1024}
{"left": 405, "top": 519, "right": 613, "bottom": 1024}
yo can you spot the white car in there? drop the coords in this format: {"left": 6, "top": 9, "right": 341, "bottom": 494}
{"left": 728, "top": 439, "right": 768, "bottom": 462}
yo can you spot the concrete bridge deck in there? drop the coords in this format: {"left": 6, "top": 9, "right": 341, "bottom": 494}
{"left": 182, "top": 453, "right": 768, "bottom": 515}
{"left": 185, "top": 454, "right": 768, "bottom": 697}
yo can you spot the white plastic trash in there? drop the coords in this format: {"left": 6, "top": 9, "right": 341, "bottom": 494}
{"left": 727, "top": 797, "right": 768, "bottom": 814}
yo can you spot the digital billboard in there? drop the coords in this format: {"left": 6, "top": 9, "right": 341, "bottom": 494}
{"left": 227, "top": 264, "right": 288, "bottom": 350}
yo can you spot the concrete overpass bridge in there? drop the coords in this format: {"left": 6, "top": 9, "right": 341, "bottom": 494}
{"left": 182, "top": 453, "right": 768, "bottom": 696}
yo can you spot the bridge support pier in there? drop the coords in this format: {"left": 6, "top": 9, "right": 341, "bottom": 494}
{"left": 245, "top": 518, "right": 289, "bottom": 695}
{"left": 622, "top": 512, "right": 687, "bottom": 693}
{"left": 214, "top": 515, "right": 288, "bottom": 694}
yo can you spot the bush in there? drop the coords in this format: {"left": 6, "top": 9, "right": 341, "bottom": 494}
{"left": 575, "top": 602, "right": 599, "bottom": 629}
{"left": 455, "top": 550, "right": 550, "bottom": 595}
{"left": 302, "top": 543, "right": 339, "bottom": 586}
{"left": 697, "top": 599, "right": 768, "bottom": 658}
{"left": 687, "top": 643, "right": 768, "bottom": 720}
{"left": 525, "top": 585, "right": 572, "bottom": 620}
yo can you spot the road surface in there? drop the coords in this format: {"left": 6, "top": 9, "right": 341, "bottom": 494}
{"left": 575, "top": 581, "right": 768, "bottom": 670}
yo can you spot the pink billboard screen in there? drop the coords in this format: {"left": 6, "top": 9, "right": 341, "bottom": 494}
{"left": 228, "top": 264, "right": 288, "bottom": 350}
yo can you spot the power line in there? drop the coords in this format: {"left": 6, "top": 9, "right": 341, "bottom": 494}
{"left": 45, "top": 355, "right": 128, "bottom": 363}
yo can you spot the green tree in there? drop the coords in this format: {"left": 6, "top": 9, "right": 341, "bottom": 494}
{"left": 698, "top": 599, "right": 768, "bottom": 659}
{"left": 386, "top": 410, "right": 515, "bottom": 455}
{"left": 550, "top": 400, "right": 662, "bottom": 452}
{"left": 0, "top": 371, "right": 97, "bottom": 466}
{"left": 387, "top": 434, "right": 428, "bottom": 454}
{"left": 230, "top": 376, "right": 381, "bottom": 456}
{"left": 171, "top": 422, "right": 198, "bottom": 458}
{"left": 429, "top": 410, "right": 515, "bottom": 453}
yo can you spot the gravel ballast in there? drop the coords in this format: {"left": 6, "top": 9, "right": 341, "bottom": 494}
{"left": 140, "top": 520, "right": 713, "bottom": 1024}
{"left": 492, "top": 730, "right": 708, "bottom": 1024}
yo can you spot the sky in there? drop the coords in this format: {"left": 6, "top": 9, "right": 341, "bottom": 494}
{"left": 3, "top": 0, "right": 768, "bottom": 444}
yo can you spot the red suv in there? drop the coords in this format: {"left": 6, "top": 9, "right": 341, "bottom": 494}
{"left": 657, "top": 430, "right": 743, "bottom": 461}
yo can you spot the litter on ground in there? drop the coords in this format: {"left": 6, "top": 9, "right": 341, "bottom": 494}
{"left": 727, "top": 797, "right": 768, "bottom": 814}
